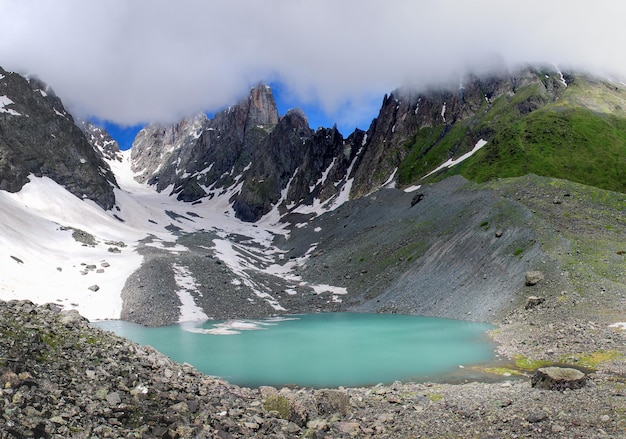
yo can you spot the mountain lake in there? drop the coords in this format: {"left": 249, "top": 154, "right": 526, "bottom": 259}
{"left": 93, "top": 313, "right": 497, "bottom": 388}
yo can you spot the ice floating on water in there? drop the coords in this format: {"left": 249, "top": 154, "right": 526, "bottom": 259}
{"left": 182, "top": 316, "right": 300, "bottom": 335}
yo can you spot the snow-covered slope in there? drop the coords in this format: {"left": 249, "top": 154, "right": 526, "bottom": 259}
{"left": 0, "top": 150, "right": 347, "bottom": 322}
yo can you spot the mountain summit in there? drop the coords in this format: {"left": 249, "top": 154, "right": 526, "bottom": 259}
{"left": 0, "top": 67, "right": 118, "bottom": 210}
{"left": 130, "top": 84, "right": 360, "bottom": 222}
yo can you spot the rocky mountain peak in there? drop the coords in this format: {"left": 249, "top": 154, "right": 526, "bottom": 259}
{"left": 247, "top": 84, "right": 279, "bottom": 128}
{"left": 126, "top": 65, "right": 625, "bottom": 222}
{"left": 128, "top": 84, "right": 359, "bottom": 222}
{"left": 0, "top": 67, "right": 117, "bottom": 209}
{"left": 78, "top": 120, "right": 123, "bottom": 163}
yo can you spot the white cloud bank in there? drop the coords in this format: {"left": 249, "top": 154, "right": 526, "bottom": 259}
{"left": 0, "top": 0, "right": 625, "bottom": 129}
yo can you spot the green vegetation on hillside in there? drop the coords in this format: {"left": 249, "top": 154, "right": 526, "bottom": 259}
{"left": 462, "top": 107, "right": 626, "bottom": 193}
{"left": 397, "top": 74, "right": 626, "bottom": 195}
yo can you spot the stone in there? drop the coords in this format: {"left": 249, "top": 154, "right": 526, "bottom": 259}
{"left": 334, "top": 421, "right": 361, "bottom": 434}
{"left": 170, "top": 401, "right": 189, "bottom": 414}
{"left": 1, "top": 371, "right": 20, "bottom": 388}
{"left": 531, "top": 367, "right": 587, "bottom": 391}
{"left": 60, "top": 309, "right": 87, "bottom": 326}
{"left": 317, "top": 390, "right": 350, "bottom": 416}
{"left": 525, "top": 271, "right": 545, "bottom": 286}
{"left": 105, "top": 391, "right": 121, "bottom": 406}
{"left": 527, "top": 412, "right": 548, "bottom": 423}
{"left": 10, "top": 255, "right": 24, "bottom": 264}
{"left": 410, "top": 193, "right": 425, "bottom": 206}
{"left": 88, "top": 284, "right": 100, "bottom": 292}
{"left": 525, "top": 296, "right": 545, "bottom": 310}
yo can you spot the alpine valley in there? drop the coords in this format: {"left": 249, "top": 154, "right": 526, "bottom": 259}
{"left": 2, "top": 64, "right": 626, "bottom": 437}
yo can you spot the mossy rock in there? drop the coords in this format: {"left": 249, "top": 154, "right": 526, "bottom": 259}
{"left": 263, "top": 394, "right": 292, "bottom": 420}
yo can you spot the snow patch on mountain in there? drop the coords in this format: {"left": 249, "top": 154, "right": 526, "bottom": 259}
{"left": 1, "top": 146, "right": 341, "bottom": 321}
{"left": 0, "top": 95, "right": 21, "bottom": 116}
{"left": 0, "top": 176, "right": 143, "bottom": 320}
{"left": 423, "top": 139, "right": 488, "bottom": 179}
{"left": 173, "top": 263, "right": 209, "bottom": 322}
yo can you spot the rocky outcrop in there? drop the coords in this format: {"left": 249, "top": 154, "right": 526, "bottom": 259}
{"left": 78, "top": 120, "right": 124, "bottom": 164}
{"left": 0, "top": 67, "right": 117, "bottom": 209}
{"left": 130, "top": 85, "right": 360, "bottom": 222}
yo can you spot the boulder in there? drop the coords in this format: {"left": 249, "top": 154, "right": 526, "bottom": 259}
{"left": 525, "top": 296, "right": 545, "bottom": 310}
{"left": 525, "top": 271, "right": 545, "bottom": 286}
{"left": 531, "top": 367, "right": 587, "bottom": 391}
{"left": 60, "top": 309, "right": 88, "bottom": 326}
{"left": 410, "top": 193, "right": 425, "bottom": 206}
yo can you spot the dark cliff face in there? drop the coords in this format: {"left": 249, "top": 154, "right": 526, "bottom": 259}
{"left": 130, "top": 85, "right": 358, "bottom": 222}
{"left": 0, "top": 68, "right": 117, "bottom": 209}
{"left": 130, "top": 85, "right": 280, "bottom": 202}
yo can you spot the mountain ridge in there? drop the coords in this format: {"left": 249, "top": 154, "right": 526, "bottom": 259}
{"left": 125, "top": 65, "right": 626, "bottom": 225}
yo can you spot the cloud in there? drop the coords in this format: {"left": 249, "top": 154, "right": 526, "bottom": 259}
{"left": 1, "top": 0, "right": 625, "bottom": 130}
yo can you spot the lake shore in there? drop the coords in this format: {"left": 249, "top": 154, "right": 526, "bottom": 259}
{"left": 2, "top": 299, "right": 625, "bottom": 438}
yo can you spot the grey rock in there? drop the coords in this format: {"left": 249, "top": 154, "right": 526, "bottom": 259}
{"left": 105, "top": 391, "right": 121, "bottom": 406}
{"left": 60, "top": 309, "right": 87, "bottom": 326}
{"left": 525, "top": 271, "right": 545, "bottom": 286}
{"left": 531, "top": 367, "right": 587, "bottom": 391}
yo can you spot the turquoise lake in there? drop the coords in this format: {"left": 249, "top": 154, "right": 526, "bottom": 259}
{"left": 93, "top": 313, "right": 495, "bottom": 388}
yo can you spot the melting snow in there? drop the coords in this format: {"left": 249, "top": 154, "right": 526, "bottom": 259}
{"left": 555, "top": 67, "right": 568, "bottom": 88}
{"left": 382, "top": 168, "right": 397, "bottom": 188}
{"left": 182, "top": 316, "right": 299, "bottom": 335}
{"left": 173, "top": 263, "right": 209, "bottom": 322}
{"left": 423, "top": 139, "right": 488, "bottom": 179}
{"left": 403, "top": 184, "right": 422, "bottom": 193}
{"left": 309, "top": 158, "right": 336, "bottom": 193}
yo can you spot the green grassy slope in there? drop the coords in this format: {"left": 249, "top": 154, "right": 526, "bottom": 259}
{"left": 398, "top": 73, "right": 626, "bottom": 194}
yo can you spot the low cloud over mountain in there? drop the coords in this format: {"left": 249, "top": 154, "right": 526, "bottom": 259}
{"left": 1, "top": 0, "right": 625, "bottom": 129}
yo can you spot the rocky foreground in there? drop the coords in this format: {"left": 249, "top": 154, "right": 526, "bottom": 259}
{"left": 1, "top": 299, "right": 626, "bottom": 438}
